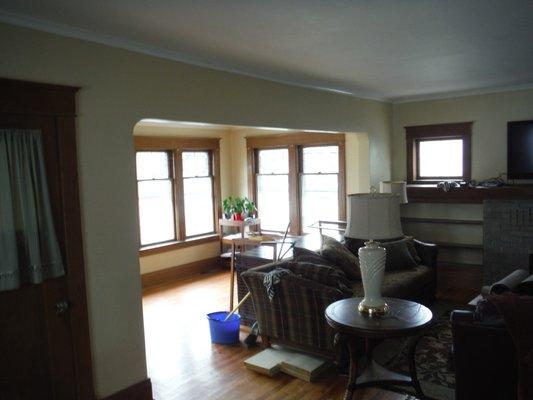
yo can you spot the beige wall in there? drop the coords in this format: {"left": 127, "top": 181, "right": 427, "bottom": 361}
{"left": 0, "top": 22, "right": 392, "bottom": 397}
{"left": 392, "top": 89, "right": 533, "bottom": 266}
{"left": 392, "top": 89, "right": 533, "bottom": 181}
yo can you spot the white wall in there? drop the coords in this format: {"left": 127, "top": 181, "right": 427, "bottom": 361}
{"left": 0, "top": 22, "right": 392, "bottom": 397}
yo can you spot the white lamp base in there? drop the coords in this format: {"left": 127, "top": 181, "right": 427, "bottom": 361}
{"left": 358, "top": 240, "right": 388, "bottom": 316}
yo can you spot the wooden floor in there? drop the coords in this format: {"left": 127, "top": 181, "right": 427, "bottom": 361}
{"left": 142, "top": 271, "right": 418, "bottom": 400}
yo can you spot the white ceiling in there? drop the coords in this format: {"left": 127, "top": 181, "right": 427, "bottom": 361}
{"left": 1, "top": 0, "right": 533, "bottom": 101}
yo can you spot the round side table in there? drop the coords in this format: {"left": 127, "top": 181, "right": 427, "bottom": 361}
{"left": 325, "top": 297, "right": 433, "bottom": 400}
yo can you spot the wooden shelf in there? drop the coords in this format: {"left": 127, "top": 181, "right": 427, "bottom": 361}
{"left": 434, "top": 241, "right": 483, "bottom": 250}
{"left": 401, "top": 217, "right": 483, "bottom": 225}
{"left": 407, "top": 185, "right": 533, "bottom": 204}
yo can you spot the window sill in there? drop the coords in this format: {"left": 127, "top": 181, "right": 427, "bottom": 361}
{"left": 139, "top": 233, "right": 220, "bottom": 257}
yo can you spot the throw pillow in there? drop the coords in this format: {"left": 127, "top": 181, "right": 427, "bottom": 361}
{"left": 293, "top": 246, "right": 332, "bottom": 265}
{"left": 287, "top": 261, "right": 352, "bottom": 297}
{"left": 320, "top": 235, "right": 361, "bottom": 281}
{"left": 378, "top": 237, "right": 418, "bottom": 271}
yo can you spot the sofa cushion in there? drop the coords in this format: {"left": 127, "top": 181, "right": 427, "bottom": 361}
{"left": 320, "top": 235, "right": 361, "bottom": 281}
{"left": 352, "top": 264, "right": 432, "bottom": 299}
{"left": 287, "top": 261, "right": 352, "bottom": 297}
{"left": 379, "top": 237, "right": 419, "bottom": 271}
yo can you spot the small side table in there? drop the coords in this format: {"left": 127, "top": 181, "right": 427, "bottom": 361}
{"left": 325, "top": 297, "right": 433, "bottom": 400}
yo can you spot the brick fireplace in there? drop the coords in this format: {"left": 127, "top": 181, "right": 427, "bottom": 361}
{"left": 484, "top": 200, "right": 533, "bottom": 284}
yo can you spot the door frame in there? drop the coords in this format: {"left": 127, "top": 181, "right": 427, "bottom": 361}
{"left": 0, "top": 78, "right": 95, "bottom": 399}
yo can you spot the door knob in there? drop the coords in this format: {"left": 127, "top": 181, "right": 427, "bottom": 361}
{"left": 55, "top": 299, "right": 70, "bottom": 315}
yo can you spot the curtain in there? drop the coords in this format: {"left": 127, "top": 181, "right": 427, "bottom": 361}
{"left": 0, "top": 129, "right": 65, "bottom": 291}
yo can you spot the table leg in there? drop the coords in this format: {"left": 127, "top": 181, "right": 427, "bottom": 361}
{"left": 229, "top": 242, "right": 235, "bottom": 311}
{"left": 344, "top": 338, "right": 358, "bottom": 400}
{"left": 408, "top": 335, "right": 426, "bottom": 400}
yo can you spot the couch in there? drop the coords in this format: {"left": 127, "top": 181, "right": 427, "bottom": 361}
{"left": 241, "top": 238, "right": 438, "bottom": 357}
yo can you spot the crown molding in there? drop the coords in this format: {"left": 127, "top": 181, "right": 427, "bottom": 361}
{"left": 3, "top": 9, "right": 532, "bottom": 105}
{"left": 392, "top": 83, "right": 533, "bottom": 104}
{"left": 0, "top": 10, "right": 388, "bottom": 103}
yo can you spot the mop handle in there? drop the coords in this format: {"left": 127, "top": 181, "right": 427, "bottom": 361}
{"left": 224, "top": 292, "right": 251, "bottom": 321}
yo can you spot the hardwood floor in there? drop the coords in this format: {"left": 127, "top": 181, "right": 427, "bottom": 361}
{"left": 142, "top": 271, "right": 413, "bottom": 400}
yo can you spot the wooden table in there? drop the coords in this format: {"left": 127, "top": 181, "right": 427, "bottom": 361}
{"left": 325, "top": 297, "right": 433, "bottom": 400}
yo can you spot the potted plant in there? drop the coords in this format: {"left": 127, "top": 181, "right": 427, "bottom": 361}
{"left": 222, "top": 196, "right": 234, "bottom": 219}
{"left": 243, "top": 197, "right": 257, "bottom": 219}
{"left": 233, "top": 197, "right": 245, "bottom": 221}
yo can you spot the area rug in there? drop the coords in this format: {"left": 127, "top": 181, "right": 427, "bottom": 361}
{"left": 373, "top": 301, "right": 467, "bottom": 400}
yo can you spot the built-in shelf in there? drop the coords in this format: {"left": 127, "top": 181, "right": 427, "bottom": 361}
{"left": 438, "top": 262, "right": 483, "bottom": 268}
{"left": 401, "top": 217, "right": 483, "bottom": 225}
{"left": 407, "top": 185, "right": 533, "bottom": 204}
{"left": 434, "top": 241, "right": 483, "bottom": 250}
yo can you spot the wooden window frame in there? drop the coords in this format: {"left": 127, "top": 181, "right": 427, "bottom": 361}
{"left": 135, "top": 136, "right": 221, "bottom": 255}
{"left": 246, "top": 133, "right": 346, "bottom": 236}
{"left": 405, "top": 122, "right": 472, "bottom": 184}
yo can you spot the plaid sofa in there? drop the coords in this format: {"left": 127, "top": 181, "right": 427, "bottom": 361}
{"left": 241, "top": 239, "right": 438, "bottom": 357}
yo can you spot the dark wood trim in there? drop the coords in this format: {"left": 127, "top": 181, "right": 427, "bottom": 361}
{"left": 401, "top": 217, "right": 483, "bottom": 225}
{"left": 246, "top": 132, "right": 345, "bottom": 148}
{"left": 134, "top": 136, "right": 220, "bottom": 150}
{"left": 141, "top": 257, "right": 222, "bottom": 290}
{"left": 212, "top": 147, "right": 222, "bottom": 232}
{"left": 56, "top": 116, "right": 95, "bottom": 399}
{"left": 407, "top": 184, "right": 533, "bottom": 203}
{"left": 102, "top": 379, "right": 153, "bottom": 400}
{"left": 139, "top": 234, "right": 220, "bottom": 256}
{"left": 174, "top": 150, "right": 186, "bottom": 241}
{"left": 0, "top": 78, "right": 95, "bottom": 399}
{"left": 288, "top": 144, "right": 300, "bottom": 235}
{"left": 0, "top": 78, "right": 79, "bottom": 116}
{"left": 246, "top": 133, "right": 346, "bottom": 235}
{"left": 247, "top": 146, "right": 255, "bottom": 201}
{"left": 405, "top": 122, "right": 472, "bottom": 182}
{"left": 338, "top": 141, "right": 347, "bottom": 221}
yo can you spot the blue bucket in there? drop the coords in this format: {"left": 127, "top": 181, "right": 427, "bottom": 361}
{"left": 207, "top": 312, "right": 241, "bottom": 345}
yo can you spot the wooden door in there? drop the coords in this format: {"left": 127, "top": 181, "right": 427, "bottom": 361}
{"left": 0, "top": 79, "right": 94, "bottom": 400}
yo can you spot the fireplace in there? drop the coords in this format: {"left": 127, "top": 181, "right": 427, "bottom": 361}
{"left": 484, "top": 200, "right": 533, "bottom": 284}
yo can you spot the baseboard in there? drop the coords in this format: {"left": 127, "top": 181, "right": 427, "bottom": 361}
{"left": 102, "top": 379, "right": 152, "bottom": 400}
{"left": 141, "top": 257, "right": 221, "bottom": 289}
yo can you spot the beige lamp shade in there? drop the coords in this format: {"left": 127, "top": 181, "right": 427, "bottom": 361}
{"left": 380, "top": 180, "right": 408, "bottom": 204}
{"left": 345, "top": 193, "right": 403, "bottom": 240}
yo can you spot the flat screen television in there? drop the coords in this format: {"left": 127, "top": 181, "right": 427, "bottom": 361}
{"left": 508, "top": 120, "right": 533, "bottom": 179}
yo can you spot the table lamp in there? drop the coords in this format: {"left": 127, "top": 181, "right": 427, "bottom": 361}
{"left": 380, "top": 180, "right": 408, "bottom": 204}
{"left": 345, "top": 193, "right": 403, "bottom": 315}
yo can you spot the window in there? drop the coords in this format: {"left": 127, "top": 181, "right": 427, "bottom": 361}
{"left": 135, "top": 137, "right": 221, "bottom": 252}
{"left": 248, "top": 133, "right": 345, "bottom": 235}
{"left": 405, "top": 122, "right": 472, "bottom": 182}
{"left": 182, "top": 151, "right": 215, "bottom": 237}
{"left": 136, "top": 151, "right": 176, "bottom": 246}
{"left": 300, "top": 146, "right": 339, "bottom": 233}
{"left": 256, "top": 149, "right": 290, "bottom": 232}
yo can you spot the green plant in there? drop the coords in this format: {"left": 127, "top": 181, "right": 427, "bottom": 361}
{"left": 244, "top": 197, "right": 257, "bottom": 215}
{"left": 233, "top": 197, "right": 245, "bottom": 215}
{"left": 222, "top": 196, "right": 234, "bottom": 217}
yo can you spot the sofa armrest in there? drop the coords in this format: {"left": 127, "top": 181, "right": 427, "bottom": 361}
{"left": 414, "top": 239, "right": 438, "bottom": 268}
{"left": 450, "top": 310, "right": 474, "bottom": 325}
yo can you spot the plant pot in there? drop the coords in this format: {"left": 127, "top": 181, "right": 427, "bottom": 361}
{"left": 233, "top": 213, "right": 244, "bottom": 221}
